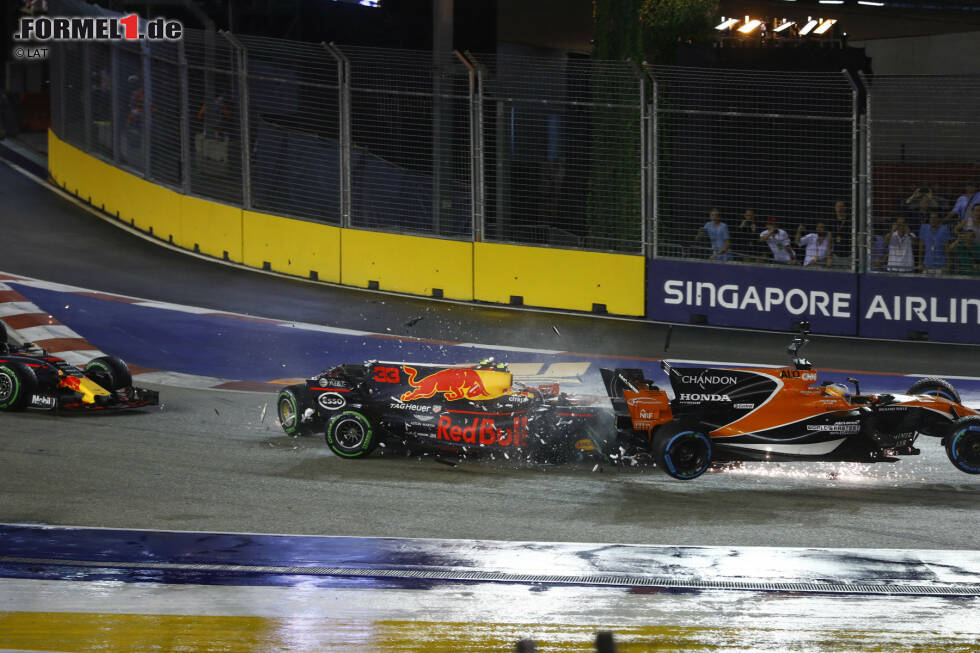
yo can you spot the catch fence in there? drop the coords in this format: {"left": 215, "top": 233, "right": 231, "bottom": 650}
{"left": 47, "top": 10, "right": 980, "bottom": 279}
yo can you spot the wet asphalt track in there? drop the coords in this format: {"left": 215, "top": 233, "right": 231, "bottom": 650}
{"left": 1, "top": 158, "right": 979, "bottom": 550}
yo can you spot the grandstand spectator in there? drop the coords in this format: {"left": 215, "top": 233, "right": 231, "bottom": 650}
{"left": 737, "top": 209, "right": 767, "bottom": 263}
{"left": 946, "top": 181, "right": 980, "bottom": 223}
{"left": 905, "top": 184, "right": 938, "bottom": 214}
{"left": 886, "top": 221, "right": 915, "bottom": 273}
{"left": 831, "top": 200, "right": 851, "bottom": 267}
{"left": 795, "top": 222, "right": 832, "bottom": 267}
{"left": 918, "top": 212, "right": 950, "bottom": 275}
{"left": 955, "top": 203, "right": 980, "bottom": 236}
{"left": 760, "top": 217, "right": 794, "bottom": 264}
{"left": 947, "top": 229, "right": 980, "bottom": 276}
{"left": 696, "top": 207, "right": 732, "bottom": 261}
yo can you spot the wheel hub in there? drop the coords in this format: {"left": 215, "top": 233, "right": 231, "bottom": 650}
{"left": 0, "top": 372, "right": 13, "bottom": 402}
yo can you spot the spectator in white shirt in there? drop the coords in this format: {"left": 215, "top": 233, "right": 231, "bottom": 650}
{"left": 795, "top": 222, "right": 833, "bottom": 267}
{"left": 887, "top": 221, "right": 915, "bottom": 273}
{"left": 760, "top": 217, "right": 795, "bottom": 264}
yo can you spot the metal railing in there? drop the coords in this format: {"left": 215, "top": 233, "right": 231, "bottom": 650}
{"left": 46, "top": 5, "right": 980, "bottom": 278}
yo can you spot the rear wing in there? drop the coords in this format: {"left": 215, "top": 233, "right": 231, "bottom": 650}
{"left": 600, "top": 367, "right": 673, "bottom": 438}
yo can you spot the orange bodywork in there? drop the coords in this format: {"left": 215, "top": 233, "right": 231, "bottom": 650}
{"left": 624, "top": 367, "right": 977, "bottom": 440}
{"left": 623, "top": 386, "right": 673, "bottom": 440}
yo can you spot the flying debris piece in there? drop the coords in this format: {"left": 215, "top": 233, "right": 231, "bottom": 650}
{"left": 592, "top": 464, "right": 601, "bottom": 472}
{"left": 435, "top": 456, "right": 458, "bottom": 467}
{"left": 552, "top": 326, "right": 561, "bottom": 336}
{"left": 405, "top": 316, "right": 423, "bottom": 327}
{"left": 259, "top": 404, "right": 267, "bottom": 423}
{"left": 214, "top": 408, "right": 219, "bottom": 416}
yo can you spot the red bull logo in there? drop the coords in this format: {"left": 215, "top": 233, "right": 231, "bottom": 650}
{"left": 400, "top": 366, "right": 499, "bottom": 401}
{"left": 436, "top": 415, "right": 528, "bottom": 447}
{"left": 60, "top": 375, "right": 83, "bottom": 392}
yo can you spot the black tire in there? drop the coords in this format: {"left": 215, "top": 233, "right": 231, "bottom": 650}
{"left": 0, "top": 362, "right": 38, "bottom": 411}
{"left": 84, "top": 356, "right": 132, "bottom": 391}
{"left": 277, "top": 385, "right": 315, "bottom": 437}
{"left": 325, "top": 411, "right": 376, "bottom": 458}
{"left": 945, "top": 416, "right": 980, "bottom": 475}
{"left": 652, "top": 422, "right": 712, "bottom": 480}
{"left": 907, "top": 377, "right": 960, "bottom": 403}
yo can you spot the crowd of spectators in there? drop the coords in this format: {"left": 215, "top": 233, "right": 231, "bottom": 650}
{"left": 687, "top": 180, "right": 980, "bottom": 276}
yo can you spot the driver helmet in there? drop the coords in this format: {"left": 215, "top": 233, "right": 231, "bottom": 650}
{"left": 823, "top": 383, "right": 850, "bottom": 399}
{"left": 476, "top": 357, "right": 496, "bottom": 370}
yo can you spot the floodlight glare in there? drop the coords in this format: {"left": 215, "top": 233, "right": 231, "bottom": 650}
{"left": 716, "top": 17, "right": 739, "bottom": 30}
{"left": 818, "top": 0, "right": 843, "bottom": 4}
{"left": 857, "top": 0, "right": 885, "bottom": 5}
{"left": 774, "top": 19, "right": 796, "bottom": 32}
{"left": 738, "top": 18, "right": 762, "bottom": 33}
{"left": 799, "top": 18, "right": 819, "bottom": 35}
{"left": 814, "top": 18, "right": 837, "bottom": 34}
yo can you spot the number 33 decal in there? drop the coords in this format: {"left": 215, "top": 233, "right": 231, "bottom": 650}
{"left": 373, "top": 366, "right": 400, "bottom": 383}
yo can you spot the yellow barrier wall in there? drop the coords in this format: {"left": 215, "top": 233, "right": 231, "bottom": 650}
{"left": 179, "top": 194, "right": 243, "bottom": 262}
{"left": 243, "top": 210, "right": 341, "bottom": 283}
{"left": 474, "top": 242, "right": 645, "bottom": 316}
{"left": 342, "top": 229, "right": 474, "bottom": 300}
{"left": 49, "top": 131, "right": 647, "bottom": 315}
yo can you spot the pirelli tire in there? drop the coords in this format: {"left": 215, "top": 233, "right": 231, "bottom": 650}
{"left": 83, "top": 355, "right": 132, "bottom": 391}
{"left": 652, "top": 422, "right": 712, "bottom": 480}
{"left": 277, "top": 384, "right": 316, "bottom": 437}
{"left": 325, "top": 410, "right": 376, "bottom": 458}
{"left": 907, "top": 377, "right": 960, "bottom": 404}
{"left": 945, "top": 416, "right": 980, "bottom": 475}
{"left": 0, "top": 362, "right": 38, "bottom": 412}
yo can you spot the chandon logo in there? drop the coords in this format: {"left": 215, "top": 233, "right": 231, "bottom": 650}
{"left": 680, "top": 374, "right": 737, "bottom": 388}
{"left": 679, "top": 393, "right": 732, "bottom": 402}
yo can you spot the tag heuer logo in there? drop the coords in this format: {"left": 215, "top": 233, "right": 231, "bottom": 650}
{"left": 317, "top": 392, "right": 346, "bottom": 410}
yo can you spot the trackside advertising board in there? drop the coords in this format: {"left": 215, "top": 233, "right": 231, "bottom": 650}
{"left": 647, "top": 259, "right": 859, "bottom": 335}
{"left": 647, "top": 260, "right": 979, "bottom": 344}
{"left": 859, "top": 273, "right": 980, "bottom": 344}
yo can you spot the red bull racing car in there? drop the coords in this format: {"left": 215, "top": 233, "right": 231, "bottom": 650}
{"left": 0, "top": 321, "right": 158, "bottom": 412}
{"left": 277, "top": 359, "right": 601, "bottom": 461}
{"left": 604, "top": 322, "right": 980, "bottom": 480}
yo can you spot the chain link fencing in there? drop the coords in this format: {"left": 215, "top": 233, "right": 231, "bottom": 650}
{"left": 866, "top": 74, "right": 980, "bottom": 278}
{"left": 475, "top": 53, "right": 643, "bottom": 252}
{"left": 45, "top": 6, "right": 980, "bottom": 277}
{"left": 649, "top": 66, "right": 857, "bottom": 269}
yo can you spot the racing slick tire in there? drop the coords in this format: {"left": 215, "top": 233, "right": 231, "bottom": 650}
{"left": 84, "top": 356, "right": 132, "bottom": 391}
{"left": 907, "top": 377, "right": 960, "bottom": 403}
{"left": 325, "top": 410, "right": 377, "bottom": 458}
{"left": 652, "top": 422, "right": 712, "bottom": 480}
{"left": 945, "top": 416, "right": 980, "bottom": 475}
{"left": 277, "top": 385, "right": 316, "bottom": 437}
{"left": 0, "top": 361, "right": 38, "bottom": 411}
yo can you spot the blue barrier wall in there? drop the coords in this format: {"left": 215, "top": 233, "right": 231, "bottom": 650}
{"left": 647, "top": 259, "right": 979, "bottom": 344}
{"left": 859, "top": 273, "right": 980, "bottom": 344}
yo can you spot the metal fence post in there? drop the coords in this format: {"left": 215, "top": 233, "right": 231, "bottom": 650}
{"left": 82, "top": 44, "right": 92, "bottom": 152}
{"left": 325, "top": 43, "right": 351, "bottom": 229}
{"left": 858, "top": 71, "right": 873, "bottom": 274}
{"left": 456, "top": 51, "right": 484, "bottom": 242}
{"left": 222, "top": 31, "right": 251, "bottom": 209}
{"left": 177, "top": 39, "right": 191, "bottom": 194}
{"left": 649, "top": 69, "right": 659, "bottom": 259}
{"left": 142, "top": 39, "right": 152, "bottom": 178}
{"left": 844, "top": 69, "right": 860, "bottom": 274}
{"left": 629, "top": 61, "right": 647, "bottom": 257}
